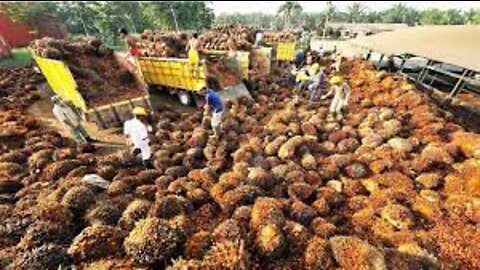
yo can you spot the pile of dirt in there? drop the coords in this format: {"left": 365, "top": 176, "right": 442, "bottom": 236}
{"left": 30, "top": 37, "right": 145, "bottom": 108}
{"left": 0, "top": 67, "right": 43, "bottom": 111}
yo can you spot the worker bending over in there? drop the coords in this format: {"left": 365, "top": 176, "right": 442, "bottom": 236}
{"left": 322, "top": 76, "right": 351, "bottom": 121}
{"left": 200, "top": 77, "right": 225, "bottom": 138}
{"left": 124, "top": 107, "right": 153, "bottom": 168}
{"left": 295, "top": 68, "right": 311, "bottom": 92}
{"left": 51, "top": 96, "right": 93, "bottom": 143}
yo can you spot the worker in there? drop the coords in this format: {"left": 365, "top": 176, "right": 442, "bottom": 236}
{"left": 295, "top": 68, "right": 311, "bottom": 92}
{"left": 308, "top": 66, "right": 326, "bottom": 103}
{"left": 51, "top": 96, "right": 93, "bottom": 143}
{"left": 119, "top": 28, "right": 140, "bottom": 58}
{"left": 123, "top": 107, "right": 153, "bottom": 168}
{"left": 294, "top": 48, "right": 306, "bottom": 68}
{"left": 321, "top": 76, "right": 351, "bottom": 121}
{"left": 333, "top": 53, "right": 342, "bottom": 73}
{"left": 186, "top": 33, "right": 200, "bottom": 76}
{"left": 255, "top": 30, "right": 264, "bottom": 47}
{"left": 286, "top": 64, "right": 297, "bottom": 87}
{"left": 200, "top": 77, "right": 225, "bottom": 138}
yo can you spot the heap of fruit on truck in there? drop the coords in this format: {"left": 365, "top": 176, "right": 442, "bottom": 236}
{"left": 0, "top": 25, "right": 478, "bottom": 270}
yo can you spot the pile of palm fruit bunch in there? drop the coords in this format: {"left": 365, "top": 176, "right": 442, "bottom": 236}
{"left": 0, "top": 67, "right": 43, "bottom": 111}
{"left": 263, "top": 30, "right": 299, "bottom": 43}
{"left": 138, "top": 30, "right": 189, "bottom": 58}
{"left": 198, "top": 25, "right": 256, "bottom": 51}
{"left": 0, "top": 57, "right": 479, "bottom": 269}
{"left": 29, "top": 37, "right": 144, "bottom": 107}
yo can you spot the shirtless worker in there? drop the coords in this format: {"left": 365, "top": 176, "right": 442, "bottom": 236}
{"left": 186, "top": 33, "right": 200, "bottom": 76}
{"left": 119, "top": 28, "right": 140, "bottom": 59}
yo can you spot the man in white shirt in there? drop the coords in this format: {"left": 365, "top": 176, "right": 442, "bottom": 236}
{"left": 255, "top": 30, "right": 264, "bottom": 47}
{"left": 51, "top": 95, "right": 92, "bottom": 143}
{"left": 123, "top": 106, "right": 153, "bottom": 168}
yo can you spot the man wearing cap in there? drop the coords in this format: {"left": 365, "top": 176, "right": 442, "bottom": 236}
{"left": 321, "top": 75, "right": 351, "bottom": 121}
{"left": 123, "top": 106, "right": 153, "bottom": 168}
{"left": 199, "top": 76, "right": 225, "bottom": 138}
{"left": 51, "top": 95, "right": 93, "bottom": 143}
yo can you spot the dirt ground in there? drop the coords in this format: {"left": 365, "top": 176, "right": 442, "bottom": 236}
{"left": 28, "top": 82, "right": 197, "bottom": 156}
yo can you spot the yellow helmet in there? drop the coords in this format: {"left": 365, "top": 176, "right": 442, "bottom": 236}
{"left": 309, "top": 63, "right": 319, "bottom": 74}
{"left": 329, "top": 76, "right": 343, "bottom": 85}
{"left": 132, "top": 106, "right": 147, "bottom": 116}
{"left": 296, "top": 72, "right": 309, "bottom": 82}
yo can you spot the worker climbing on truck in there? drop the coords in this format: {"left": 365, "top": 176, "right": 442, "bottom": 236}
{"left": 186, "top": 32, "right": 200, "bottom": 77}
{"left": 51, "top": 95, "right": 94, "bottom": 143}
{"left": 123, "top": 107, "right": 153, "bottom": 168}
{"left": 322, "top": 75, "right": 351, "bottom": 121}
{"left": 200, "top": 76, "right": 225, "bottom": 138}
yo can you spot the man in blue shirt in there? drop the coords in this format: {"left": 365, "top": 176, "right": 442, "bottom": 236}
{"left": 294, "top": 49, "right": 305, "bottom": 68}
{"left": 200, "top": 77, "right": 225, "bottom": 138}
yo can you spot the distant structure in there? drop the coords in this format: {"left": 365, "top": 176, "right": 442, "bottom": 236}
{"left": 326, "top": 23, "right": 408, "bottom": 38}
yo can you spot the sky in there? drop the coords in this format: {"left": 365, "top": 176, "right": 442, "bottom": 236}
{"left": 210, "top": 1, "right": 480, "bottom": 14}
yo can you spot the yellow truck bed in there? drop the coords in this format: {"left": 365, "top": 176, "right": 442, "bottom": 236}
{"left": 137, "top": 57, "right": 207, "bottom": 92}
{"left": 137, "top": 51, "right": 250, "bottom": 93}
{"left": 33, "top": 54, "right": 150, "bottom": 129}
{"left": 275, "top": 42, "right": 297, "bottom": 62}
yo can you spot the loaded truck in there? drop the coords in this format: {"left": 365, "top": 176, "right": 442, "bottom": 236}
{"left": 33, "top": 53, "right": 151, "bottom": 129}
{"left": 136, "top": 50, "right": 259, "bottom": 106}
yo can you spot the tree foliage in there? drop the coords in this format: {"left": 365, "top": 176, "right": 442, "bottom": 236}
{"left": 0, "top": 1, "right": 215, "bottom": 44}
{"left": 277, "top": 1, "right": 303, "bottom": 27}
{"left": 1, "top": 0, "right": 479, "bottom": 44}
{"left": 215, "top": 1, "right": 480, "bottom": 29}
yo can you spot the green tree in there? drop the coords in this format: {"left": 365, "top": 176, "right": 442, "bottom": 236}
{"left": 380, "top": 3, "right": 419, "bottom": 26}
{"left": 445, "top": 9, "right": 465, "bottom": 25}
{"left": 366, "top": 11, "right": 381, "bottom": 23}
{"left": 420, "top": 8, "right": 448, "bottom": 25}
{"left": 277, "top": 1, "right": 303, "bottom": 28}
{"left": 464, "top": 9, "right": 480, "bottom": 24}
{"left": 346, "top": 2, "right": 367, "bottom": 23}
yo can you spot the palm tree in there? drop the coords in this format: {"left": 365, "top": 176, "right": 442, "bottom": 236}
{"left": 323, "top": 1, "right": 336, "bottom": 38}
{"left": 346, "top": 2, "right": 366, "bottom": 23}
{"left": 277, "top": 1, "right": 303, "bottom": 28}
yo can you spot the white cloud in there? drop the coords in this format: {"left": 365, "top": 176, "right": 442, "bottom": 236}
{"left": 210, "top": 1, "right": 480, "bottom": 15}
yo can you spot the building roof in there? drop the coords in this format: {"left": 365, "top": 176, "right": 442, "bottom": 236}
{"left": 326, "top": 23, "right": 408, "bottom": 31}
{"left": 349, "top": 25, "right": 480, "bottom": 72}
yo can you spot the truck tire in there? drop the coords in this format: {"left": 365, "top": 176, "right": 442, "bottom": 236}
{"left": 178, "top": 91, "right": 193, "bottom": 106}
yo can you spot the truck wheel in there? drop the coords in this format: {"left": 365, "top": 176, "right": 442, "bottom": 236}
{"left": 178, "top": 91, "right": 192, "bottom": 106}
